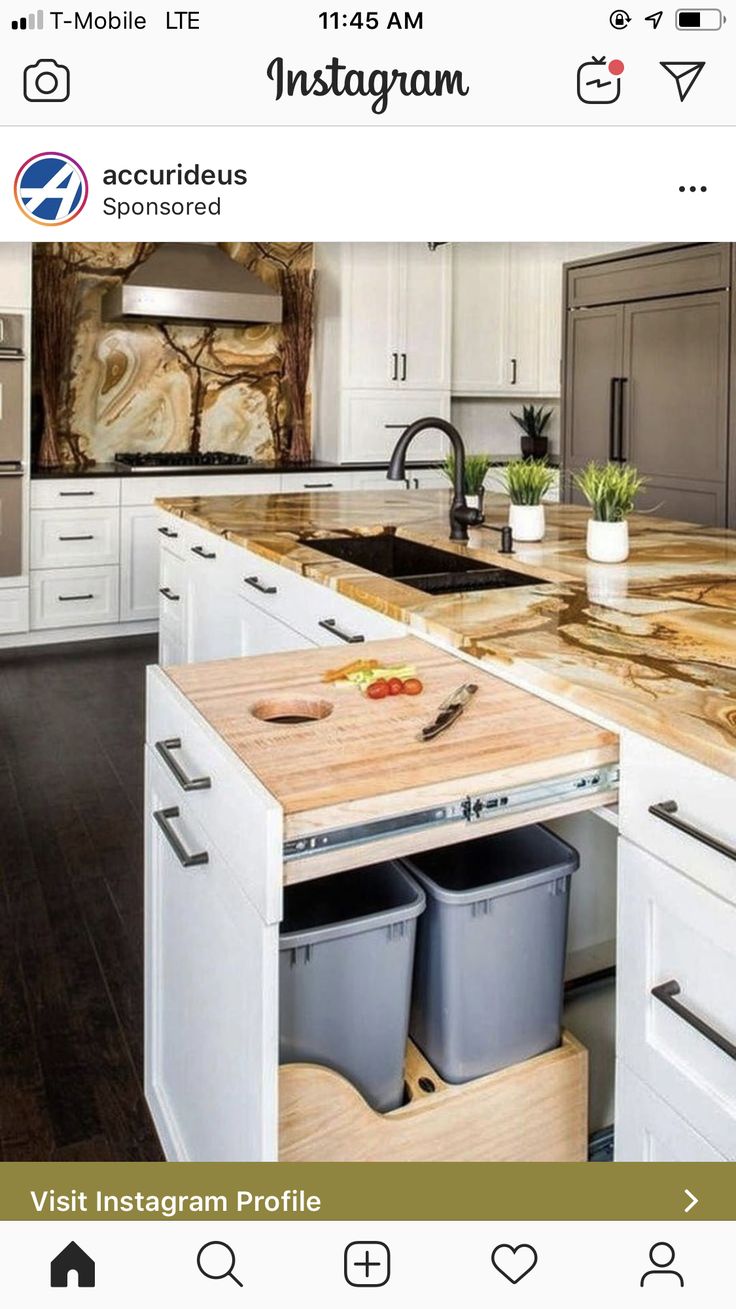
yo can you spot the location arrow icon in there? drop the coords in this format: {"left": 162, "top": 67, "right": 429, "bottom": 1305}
{"left": 661, "top": 61, "right": 706, "bottom": 102}
{"left": 646, "top": 10, "right": 663, "bottom": 27}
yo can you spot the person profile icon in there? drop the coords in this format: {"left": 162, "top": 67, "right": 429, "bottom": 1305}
{"left": 640, "top": 1242, "right": 684, "bottom": 1287}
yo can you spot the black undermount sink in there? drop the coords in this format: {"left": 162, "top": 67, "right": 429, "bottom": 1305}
{"left": 299, "top": 533, "right": 544, "bottom": 596}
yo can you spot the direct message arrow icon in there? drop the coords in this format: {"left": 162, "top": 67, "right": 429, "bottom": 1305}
{"left": 661, "top": 61, "right": 706, "bottom": 102}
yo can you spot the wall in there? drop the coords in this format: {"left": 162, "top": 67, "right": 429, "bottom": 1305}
{"left": 32, "top": 242, "right": 313, "bottom": 467}
{"left": 451, "top": 397, "right": 560, "bottom": 459}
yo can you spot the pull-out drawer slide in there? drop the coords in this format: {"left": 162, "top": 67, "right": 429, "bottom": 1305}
{"left": 284, "top": 763, "right": 620, "bottom": 862}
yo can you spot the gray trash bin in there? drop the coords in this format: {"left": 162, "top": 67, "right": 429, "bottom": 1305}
{"left": 279, "top": 861, "right": 425, "bottom": 1112}
{"left": 403, "top": 825, "right": 578, "bottom": 1084}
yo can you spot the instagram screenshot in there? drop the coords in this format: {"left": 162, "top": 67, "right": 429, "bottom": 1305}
{"left": 0, "top": 1, "right": 735, "bottom": 1302}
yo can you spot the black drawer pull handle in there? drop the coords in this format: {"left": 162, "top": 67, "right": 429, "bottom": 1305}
{"left": 59, "top": 534, "right": 94, "bottom": 542}
{"left": 159, "top": 587, "right": 180, "bottom": 602}
{"left": 652, "top": 979, "right": 736, "bottom": 1062}
{"left": 400, "top": 352, "right": 407, "bottom": 382}
{"left": 244, "top": 575, "right": 277, "bottom": 595}
{"left": 318, "top": 618, "right": 365, "bottom": 644}
{"left": 191, "top": 544, "right": 216, "bottom": 559}
{"left": 153, "top": 805, "right": 209, "bottom": 868}
{"left": 302, "top": 482, "right": 334, "bottom": 489}
{"left": 648, "top": 800, "right": 736, "bottom": 863}
{"left": 511, "top": 357, "right": 518, "bottom": 385}
{"left": 59, "top": 490, "right": 95, "bottom": 497}
{"left": 158, "top": 526, "right": 179, "bottom": 538}
{"left": 155, "top": 738, "right": 211, "bottom": 792}
{"left": 58, "top": 593, "right": 94, "bottom": 602}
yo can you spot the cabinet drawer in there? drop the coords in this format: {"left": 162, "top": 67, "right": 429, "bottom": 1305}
{"left": 567, "top": 244, "right": 730, "bottom": 307}
{"left": 303, "top": 585, "right": 405, "bottom": 647}
{"left": 0, "top": 585, "right": 29, "bottom": 635}
{"left": 618, "top": 836, "right": 736, "bottom": 1158}
{"left": 619, "top": 732, "right": 736, "bottom": 902}
{"left": 156, "top": 511, "right": 188, "bottom": 559}
{"left": 30, "top": 566, "right": 119, "bottom": 629}
{"left": 31, "top": 506, "right": 119, "bottom": 569}
{"left": 159, "top": 549, "right": 186, "bottom": 638}
{"left": 280, "top": 471, "right": 354, "bottom": 494}
{"left": 342, "top": 390, "right": 450, "bottom": 463}
{"left": 125, "top": 472, "right": 282, "bottom": 505}
{"left": 31, "top": 477, "right": 120, "bottom": 509}
{"left": 615, "top": 1061, "right": 726, "bottom": 1162}
{"left": 146, "top": 668, "right": 283, "bottom": 923}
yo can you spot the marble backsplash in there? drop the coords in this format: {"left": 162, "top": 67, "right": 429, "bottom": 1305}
{"left": 32, "top": 242, "right": 313, "bottom": 468}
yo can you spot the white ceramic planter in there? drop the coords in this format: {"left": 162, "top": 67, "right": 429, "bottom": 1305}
{"left": 466, "top": 490, "right": 485, "bottom": 514}
{"left": 509, "top": 503, "right": 545, "bottom": 542}
{"left": 586, "top": 519, "right": 629, "bottom": 563}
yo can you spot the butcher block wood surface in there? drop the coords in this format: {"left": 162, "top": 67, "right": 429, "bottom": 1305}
{"left": 279, "top": 1032, "right": 588, "bottom": 1162}
{"left": 165, "top": 637, "right": 618, "bottom": 827}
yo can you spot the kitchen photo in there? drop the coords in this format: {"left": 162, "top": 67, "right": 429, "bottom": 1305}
{"left": 0, "top": 239, "right": 734, "bottom": 1166}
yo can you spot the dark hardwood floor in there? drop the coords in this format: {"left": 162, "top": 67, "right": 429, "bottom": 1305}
{"left": 0, "top": 635, "right": 163, "bottom": 1161}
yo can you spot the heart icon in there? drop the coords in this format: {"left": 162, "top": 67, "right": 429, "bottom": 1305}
{"left": 491, "top": 1243, "right": 538, "bottom": 1284}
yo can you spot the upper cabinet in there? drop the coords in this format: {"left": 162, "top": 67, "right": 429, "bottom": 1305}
{"left": 0, "top": 244, "right": 32, "bottom": 310}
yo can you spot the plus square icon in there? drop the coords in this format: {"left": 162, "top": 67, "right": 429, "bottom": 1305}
{"left": 344, "top": 1242, "right": 391, "bottom": 1287}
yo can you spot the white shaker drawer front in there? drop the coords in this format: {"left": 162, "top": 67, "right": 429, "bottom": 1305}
{"left": 0, "top": 586, "right": 29, "bottom": 635}
{"left": 125, "top": 472, "right": 282, "bottom": 505}
{"left": 618, "top": 836, "right": 736, "bottom": 1159}
{"left": 31, "top": 477, "right": 120, "bottom": 509}
{"left": 619, "top": 732, "right": 736, "bottom": 903}
{"left": 31, "top": 507, "right": 120, "bottom": 569}
{"left": 279, "top": 471, "right": 354, "bottom": 494}
{"left": 615, "top": 1062, "right": 727, "bottom": 1162}
{"left": 303, "top": 585, "right": 405, "bottom": 647}
{"left": 146, "top": 669, "right": 283, "bottom": 924}
{"left": 31, "top": 566, "right": 120, "bottom": 629}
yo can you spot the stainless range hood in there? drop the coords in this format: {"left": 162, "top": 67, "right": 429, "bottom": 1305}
{"left": 102, "top": 243, "right": 282, "bottom": 326}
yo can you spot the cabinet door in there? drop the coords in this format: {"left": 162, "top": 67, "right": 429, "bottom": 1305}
{"left": 120, "top": 505, "right": 161, "bottom": 621}
{"left": 343, "top": 243, "right": 401, "bottom": 389}
{"left": 399, "top": 243, "right": 451, "bottom": 389}
{"left": 563, "top": 305, "right": 624, "bottom": 481}
{"left": 145, "top": 753, "right": 278, "bottom": 1161}
{"left": 452, "top": 243, "right": 513, "bottom": 393}
{"left": 185, "top": 572, "right": 240, "bottom": 663}
{"left": 622, "top": 292, "right": 728, "bottom": 525}
{"left": 237, "top": 594, "right": 317, "bottom": 657}
{"left": 615, "top": 1062, "right": 726, "bottom": 1162}
{"left": 342, "top": 390, "right": 451, "bottom": 462}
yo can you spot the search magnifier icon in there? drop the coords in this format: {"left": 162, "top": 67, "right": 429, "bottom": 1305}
{"left": 197, "top": 1241, "right": 244, "bottom": 1288}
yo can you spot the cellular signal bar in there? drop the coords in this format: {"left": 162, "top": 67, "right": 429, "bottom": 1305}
{"left": 11, "top": 9, "right": 44, "bottom": 29}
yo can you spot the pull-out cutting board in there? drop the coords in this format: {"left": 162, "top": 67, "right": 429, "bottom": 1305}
{"left": 166, "top": 637, "right": 619, "bottom": 882}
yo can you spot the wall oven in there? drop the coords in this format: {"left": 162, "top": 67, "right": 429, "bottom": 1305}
{"left": 0, "top": 314, "right": 25, "bottom": 578}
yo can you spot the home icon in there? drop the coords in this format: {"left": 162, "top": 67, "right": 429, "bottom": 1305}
{"left": 50, "top": 1241, "right": 96, "bottom": 1288}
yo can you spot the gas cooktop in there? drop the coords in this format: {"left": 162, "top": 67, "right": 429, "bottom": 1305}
{"left": 114, "top": 451, "right": 253, "bottom": 472}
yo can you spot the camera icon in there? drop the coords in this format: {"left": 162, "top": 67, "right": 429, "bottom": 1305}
{"left": 23, "top": 58, "right": 70, "bottom": 102}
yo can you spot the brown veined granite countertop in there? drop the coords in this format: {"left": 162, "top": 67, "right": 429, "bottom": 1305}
{"left": 156, "top": 489, "right": 736, "bottom": 779}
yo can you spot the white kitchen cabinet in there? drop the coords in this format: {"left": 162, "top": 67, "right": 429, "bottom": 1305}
{"left": 31, "top": 506, "right": 120, "bottom": 570}
{"left": 0, "top": 586, "right": 29, "bottom": 634}
{"left": 279, "top": 471, "right": 354, "bottom": 494}
{"left": 314, "top": 243, "right": 452, "bottom": 463}
{"left": 120, "top": 505, "right": 162, "bottom": 621}
{"left": 0, "top": 244, "right": 32, "bottom": 310}
{"left": 615, "top": 1062, "right": 727, "bottom": 1162}
{"left": 341, "top": 390, "right": 451, "bottom": 463}
{"left": 145, "top": 750, "right": 279, "bottom": 1162}
{"left": 30, "top": 565, "right": 120, "bottom": 629}
{"left": 236, "top": 592, "right": 317, "bottom": 657}
{"left": 617, "top": 835, "right": 736, "bottom": 1159}
{"left": 31, "top": 477, "right": 120, "bottom": 510}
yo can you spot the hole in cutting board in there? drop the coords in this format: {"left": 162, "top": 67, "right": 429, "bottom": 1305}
{"left": 250, "top": 696, "right": 334, "bottom": 726}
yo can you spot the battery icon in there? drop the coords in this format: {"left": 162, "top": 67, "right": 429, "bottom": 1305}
{"left": 676, "top": 8, "right": 725, "bottom": 26}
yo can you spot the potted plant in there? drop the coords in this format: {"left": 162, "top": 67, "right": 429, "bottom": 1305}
{"left": 572, "top": 461, "right": 646, "bottom": 563}
{"left": 442, "top": 452, "right": 492, "bottom": 513}
{"left": 510, "top": 404, "right": 553, "bottom": 459}
{"left": 502, "top": 458, "right": 556, "bottom": 541}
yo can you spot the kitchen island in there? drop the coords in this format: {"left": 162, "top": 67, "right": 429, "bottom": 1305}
{"left": 148, "top": 490, "right": 736, "bottom": 1164}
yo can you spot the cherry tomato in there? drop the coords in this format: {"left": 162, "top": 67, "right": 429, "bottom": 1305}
{"left": 403, "top": 678, "right": 424, "bottom": 696}
{"left": 387, "top": 677, "right": 404, "bottom": 696}
{"left": 366, "top": 679, "right": 389, "bottom": 699}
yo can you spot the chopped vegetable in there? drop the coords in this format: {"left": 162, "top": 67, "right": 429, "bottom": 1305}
{"left": 387, "top": 677, "right": 404, "bottom": 696}
{"left": 323, "top": 658, "right": 379, "bottom": 683}
{"left": 366, "top": 680, "right": 389, "bottom": 700}
{"left": 403, "top": 678, "right": 424, "bottom": 696}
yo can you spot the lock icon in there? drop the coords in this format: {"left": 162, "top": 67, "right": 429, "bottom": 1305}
{"left": 610, "top": 8, "right": 631, "bottom": 26}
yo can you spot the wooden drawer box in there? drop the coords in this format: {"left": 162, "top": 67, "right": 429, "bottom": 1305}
{"left": 31, "top": 477, "right": 120, "bottom": 509}
{"left": 615, "top": 1061, "right": 727, "bottom": 1162}
{"left": 567, "top": 244, "right": 730, "bottom": 308}
{"left": 618, "top": 836, "right": 736, "bottom": 1159}
{"left": 619, "top": 732, "right": 736, "bottom": 904}
{"left": 30, "top": 565, "right": 119, "bottom": 629}
{"left": 280, "top": 1032, "right": 588, "bottom": 1162}
{"left": 31, "top": 506, "right": 119, "bottom": 569}
{"left": 146, "top": 673, "right": 283, "bottom": 923}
